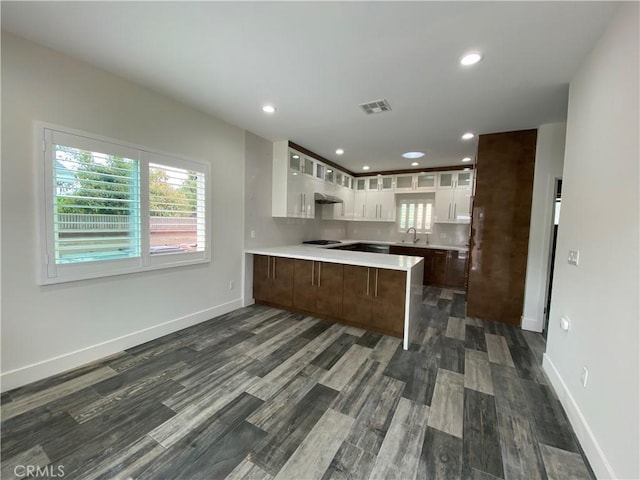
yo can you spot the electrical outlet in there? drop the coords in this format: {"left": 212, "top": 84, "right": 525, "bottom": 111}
{"left": 581, "top": 366, "right": 589, "bottom": 387}
{"left": 568, "top": 249, "right": 579, "bottom": 266}
{"left": 250, "top": 230, "right": 256, "bottom": 239}
{"left": 229, "top": 280, "right": 234, "bottom": 290}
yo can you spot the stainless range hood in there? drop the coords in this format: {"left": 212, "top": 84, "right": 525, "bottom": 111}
{"left": 314, "top": 192, "right": 343, "bottom": 204}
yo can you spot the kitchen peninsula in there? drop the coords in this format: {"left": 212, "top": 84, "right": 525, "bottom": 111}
{"left": 245, "top": 245, "right": 424, "bottom": 349}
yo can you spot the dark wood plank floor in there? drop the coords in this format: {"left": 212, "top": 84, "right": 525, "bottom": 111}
{"left": 1, "top": 287, "right": 595, "bottom": 480}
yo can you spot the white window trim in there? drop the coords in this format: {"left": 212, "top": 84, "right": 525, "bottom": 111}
{"left": 36, "top": 122, "right": 211, "bottom": 285}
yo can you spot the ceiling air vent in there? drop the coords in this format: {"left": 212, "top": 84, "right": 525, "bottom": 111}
{"left": 358, "top": 99, "right": 392, "bottom": 115}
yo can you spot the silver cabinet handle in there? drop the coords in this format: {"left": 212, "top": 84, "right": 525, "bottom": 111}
{"left": 453, "top": 204, "right": 457, "bottom": 220}
{"left": 318, "top": 262, "right": 322, "bottom": 287}
{"left": 375, "top": 269, "right": 379, "bottom": 297}
{"left": 311, "top": 261, "right": 315, "bottom": 286}
{"left": 366, "top": 268, "right": 370, "bottom": 296}
{"left": 363, "top": 204, "right": 365, "bottom": 218}
{"left": 448, "top": 203, "right": 452, "bottom": 219}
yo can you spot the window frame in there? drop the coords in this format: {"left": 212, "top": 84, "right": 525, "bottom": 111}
{"left": 37, "top": 122, "right": 211, "bottom": 285}
{"left": 397, "top": 195, "right": 434, "bottom": 234}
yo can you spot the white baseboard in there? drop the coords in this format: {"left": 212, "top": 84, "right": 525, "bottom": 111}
{"left": 542, "top": 354, "right": 616, "bottom": 479}
{"left": 521, "top": 315, "right": 543, "bottom": 332}
{"left": 1, "top": 299, "right": 243, "bottom": 392}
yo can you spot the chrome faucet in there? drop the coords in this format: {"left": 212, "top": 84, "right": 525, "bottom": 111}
{"left": 406, "top": 227, "right": 418, "bottom": 243}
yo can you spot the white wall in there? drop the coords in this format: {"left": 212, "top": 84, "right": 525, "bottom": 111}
{"left": 543, "top": 4, "right": 639, "bottom": 479}
{"left": 1, "top": 33, "right": 246, "bottom": 390}
{"left": 243, "top": 131, "right": 346, "bottom": 303}
{"left": 521, "top": 123, "right": 566, "bottom": 332}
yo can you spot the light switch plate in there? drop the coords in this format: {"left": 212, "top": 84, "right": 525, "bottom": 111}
{"left": 568, "top": 249, "right": 579, "bottom": 266}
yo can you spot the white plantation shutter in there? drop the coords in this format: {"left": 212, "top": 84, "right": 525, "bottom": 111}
{"left": 41, "top": 125, "right": 210, "bottom": 284}
{"left": 52, "top": 144, "right": 141, "bottom": 264}
{"left": 149, "top": 163, "right": 206, "bottom": 253}
{"left": 398, "top": 197, "right": 433, "bottom": 233}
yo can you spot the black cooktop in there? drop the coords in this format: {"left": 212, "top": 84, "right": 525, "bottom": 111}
{"left": 302, "top": 240, "right": 342, "bottom": 245}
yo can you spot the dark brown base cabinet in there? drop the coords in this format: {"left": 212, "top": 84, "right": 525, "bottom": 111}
{"left": 293, "top": 259, "right": 344, "bottom": 319}
{"left": 253, "top": 255, "right": 294, "bottom": 306}
{"left": 389, "top": 246, "right": 468, "bottom": 290}
{"left": 254, "top": 255, "right": 406, "bottom": 338}
{"left": 343, "top": 265, "right": 406, "bottom": 337}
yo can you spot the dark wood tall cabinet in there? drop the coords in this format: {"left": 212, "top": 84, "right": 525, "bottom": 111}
{"left": 467, "top": 129, "right": 537, "bottom": 325}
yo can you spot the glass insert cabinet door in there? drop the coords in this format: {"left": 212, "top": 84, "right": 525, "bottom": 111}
{"left": 316, "top": 163, "right": 325, "bottom": 180}
{"left": 304, "top": 157, "right": 314, "bottom": 176}
{"left": 438, "top": 172, "right": 454, "bottom": 188}
{"left": 289, "top": 151, "right": 302, "bottom": 171}
{"left": 396, "top": 175, "right": 413, "bottom": 189}
{"left": 356, "top": 178, "right": 366, "bottom": 190}
{"left": 457, "top": 171, "right": 472, "bottom": 188}
{"left": 417, "top": 173, "right": 436, "bottom": 188}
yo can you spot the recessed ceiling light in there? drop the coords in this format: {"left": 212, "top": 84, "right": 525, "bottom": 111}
{"left": 402, "top": 151, "right": 425, "bottom": 159}
{"left": 462, "top": 132, "right": 475, "bottom": 140}
{"left": 336, "top": 149, "right": 344, "bottom": 155}
{"left": 462, "top": 157, "right": 472, "bottom": 163}
{"left": 262, "top": 105, "right": 276, "bottom": 113}
{"left": 362, "top": 165, "right": 370, "bottom": 171}
{"left": 327, "top": 169, "right": 333, "bottom": 173}
{"left": 411, "top": 162, "right": 419, "bottom": 166}
{"left": 463, "top": 168, "right": 471, "bottom": 171}
{"left": 460, "top": 52, "right": 483, "bottom": 66}
{"left": 292, "top": 154, "right": 299, "bottom": 159}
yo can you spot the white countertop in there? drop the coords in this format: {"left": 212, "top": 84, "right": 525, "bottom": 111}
{"left": 324, "top": 240, "right": 469, "bottom": 252}
{"left": 245, "top": 245, "right": 424, "bottom": 271}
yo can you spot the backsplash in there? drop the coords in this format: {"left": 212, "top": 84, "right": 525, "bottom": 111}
{"left": 344, "top": 221, "right": 470, "bottom": 246}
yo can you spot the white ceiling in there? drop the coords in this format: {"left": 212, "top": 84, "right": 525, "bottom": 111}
{"left": 2, "top": 1, "right": 618, "bottom": 172}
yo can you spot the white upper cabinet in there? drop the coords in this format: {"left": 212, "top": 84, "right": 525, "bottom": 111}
{"left": 434, "top": 169, "right": 474, "bottom": 223}
{"left": 272, "top": 142, "right": 315, "bottom": 218}
{"left": 363, "top": 176, "right": 396, "bottom": 221}
{"left": 395, "top": 172, "right": 437, "bottom": 192}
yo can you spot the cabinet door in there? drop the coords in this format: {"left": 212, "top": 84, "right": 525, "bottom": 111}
{"left": 293, "top": 259, "right": 316, "bottom": 311}
{"left": 395, "top": 174, "right": 414, "bottom": 191}
{"left": 438, "top": 172, "right": 454, "bottom": 189}
{"left": 416, "top": 173, "right": 437, "bottom": 190}
{"left": 365, "top": 191, "right": 379, "bottom": 219}
{"left": 287, "top": 171, "right": 303, "bottom": 217}
{"left": 316, "top": 262, "right": 344, "bottom": 319}
{"left": 453, "top": 188, "right": 472, "bottom": 223}
{"left": 342, "top": 265, "right": 372, "bottom": 326}
{"left": 271, "top": 257, "right": 294, "bottom": 307}
{"left": 431, "top": 250, "right": 448, "bottom": 286}
{"left": 435, "top": 189, "right": 453, "bottom": 222}
{"left": 456, "top": 171, "right": 473, "bottom": 188}
{"left": 371, "top": 269, "right": 406, "bottom": 336}
{"left": 445, "top": 251, "right": 468, "bottom": 289}
{"left": 342, "top": 188, "right": 355, "bottom": 219}
{"left": 253, "top": 255, "right": 272, "bottom": 302}
{"left": 353, "top": 190, "right": 367, "bottom": 219}
{"left": 379, "top": 190, "right": 396, "bottom": 221}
